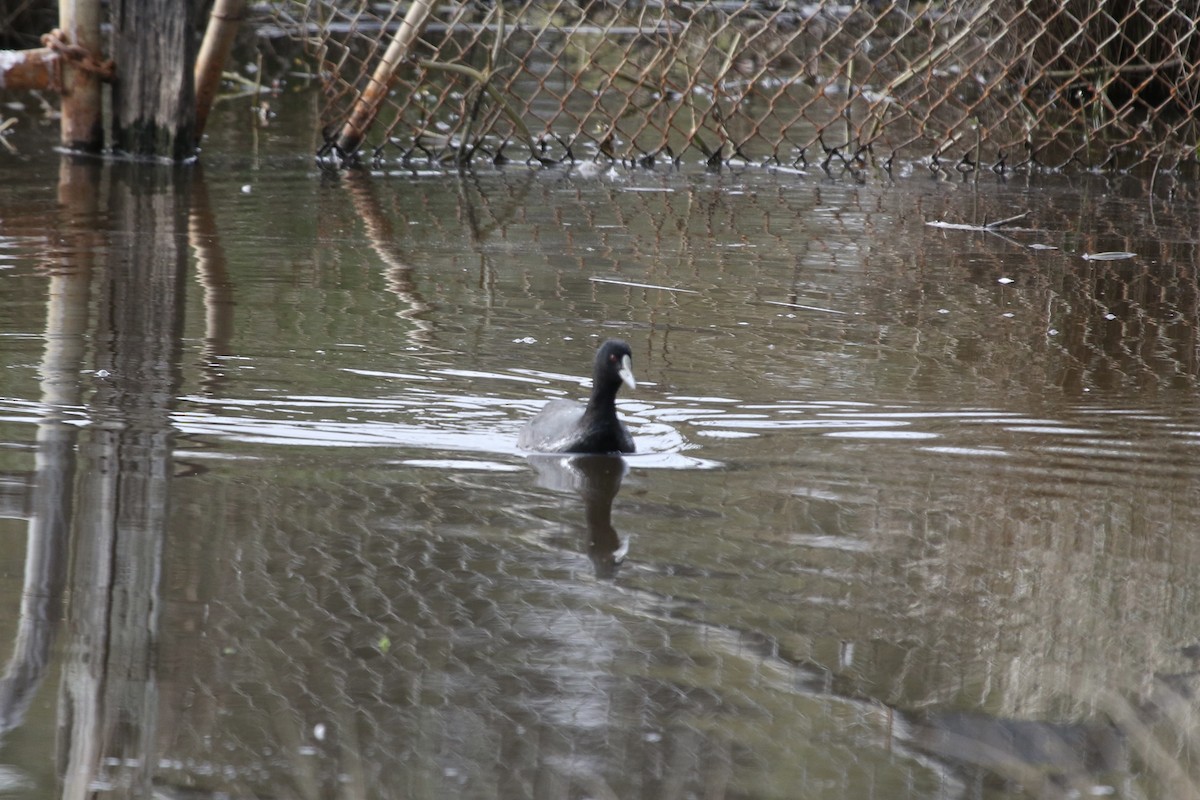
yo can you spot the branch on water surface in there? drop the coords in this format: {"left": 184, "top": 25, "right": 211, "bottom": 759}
{"left": 927, "top": 214, "right": 1139, "bottom": 260}
{"left": 925, "top": 212, "right": 1048, "bottom": 250}
{"left": 925, "top": 212, "right": 1029, "bottom": 231}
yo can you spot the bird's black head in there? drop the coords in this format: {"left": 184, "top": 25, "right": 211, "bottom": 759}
{"left": 594, "top": 339, "right": 636, "bottom": 392}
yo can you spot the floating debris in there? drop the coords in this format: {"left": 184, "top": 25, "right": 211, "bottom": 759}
{"left": 1081, "top": 251, "right": 1136, "bottom": 261}
{"left": 926, "top": 212, "right": 1030, "bottom": 231}
{"left": 589, "top": 277, "right": 700, "bottom": 294}
{"left": 762, "top": 300, "right": 847, "bottom": 315}
{"left": 927, "top": 220, "right": 983, "bottom": 231}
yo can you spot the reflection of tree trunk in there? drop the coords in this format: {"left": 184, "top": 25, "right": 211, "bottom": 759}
{"left": 57, "top": 164, "right": 189, "bottom": 799}
{"left": 0, "top": 160, "right": 97, "bottom": 738}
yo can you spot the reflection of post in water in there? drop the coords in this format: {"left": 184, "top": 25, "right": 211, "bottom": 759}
{"left": 0, "top": 159, "right": 98, "bottom": 740}
{"left": 342, "top": 170, "right": 434, "bottom": 345}
{"left": 57, "top": 163, "right": 189, "bottom": 798}
{"left": 341, "top": 169, "right": 537, "bottom": 336}
{"left": 528, "top": 455, "right": 628, "bottom": 578}
{"left": 188, "top": 163, "right": 236, "bottom": 396}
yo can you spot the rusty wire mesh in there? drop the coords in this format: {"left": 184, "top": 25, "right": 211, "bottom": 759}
{"left": 273, "top": 0, "right": 1200, "bottom": 172}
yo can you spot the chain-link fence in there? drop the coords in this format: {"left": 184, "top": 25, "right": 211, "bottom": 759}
{"left": 273, "top": 0, "right": 1200, "bottom": 171}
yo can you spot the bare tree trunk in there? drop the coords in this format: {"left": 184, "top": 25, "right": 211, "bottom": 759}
{"left": 111, "top": 0, "right": 197, "bottom": 160}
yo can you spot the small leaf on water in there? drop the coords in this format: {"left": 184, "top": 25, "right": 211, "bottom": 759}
{"left": 378, "top": 635, "right": 391, "bottom": 653}
{"left": 1081, "top": 251, "right": 1136, "bottom": 261}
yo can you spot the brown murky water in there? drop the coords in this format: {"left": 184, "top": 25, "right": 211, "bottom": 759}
{"left": 3, "top": 92, "right": 1200, "bottom": 799}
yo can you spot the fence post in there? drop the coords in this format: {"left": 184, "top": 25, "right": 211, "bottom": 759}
{"left": 58, "top": 0, "right": 104, "bottom": 152}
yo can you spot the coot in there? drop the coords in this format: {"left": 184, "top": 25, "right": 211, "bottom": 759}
{"left": 517, "top": 339, "right": 637, "bottom": 453}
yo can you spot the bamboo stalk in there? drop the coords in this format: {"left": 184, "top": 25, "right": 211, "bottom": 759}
{"left": 194, "top": 0, "right": 247, "bottom": 143}
{"left": 335, "top": 0, "right": 438, "bottom": 155}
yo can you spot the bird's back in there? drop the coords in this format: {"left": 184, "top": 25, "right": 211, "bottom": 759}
{"left": 517, "top": 399, "right": 634, "bottom": 454}
{"left": 517, "top": 399, "right": 587, "bottom": 452}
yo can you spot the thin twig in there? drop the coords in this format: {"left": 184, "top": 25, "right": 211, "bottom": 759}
{"left": 985, "top": 212, "right": 1029, "bottom": 229}
{"left": 417, "top": 59, "right": 535, "bottom": 154}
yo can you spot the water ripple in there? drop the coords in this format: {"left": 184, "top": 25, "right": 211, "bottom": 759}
{"left": 173, "top": 392, "right": 717, "bottom": 470}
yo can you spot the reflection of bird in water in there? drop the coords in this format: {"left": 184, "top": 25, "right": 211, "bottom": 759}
{"left": 527, "top": 454, "right": 629, "bottom": 579}
{"left": 518, "top": 339, "right": 636, "bottom": 454}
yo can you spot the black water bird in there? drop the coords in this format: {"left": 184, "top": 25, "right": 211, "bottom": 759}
{"left": 517, "top": 339, "right": 637, "bottom": 454}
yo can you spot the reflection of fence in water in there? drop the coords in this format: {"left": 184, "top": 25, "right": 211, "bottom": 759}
{"left": 285, "top": 0, "right": 1200, "bottom": 171}
{"left": 344, "top": 172, "right": 1200, "bottom": 394}
{"left": 157, "top": 386, "right": 1200, "bottom": 797}
{"left": 51, "top": 173, "right": 1198, "bottom": 795}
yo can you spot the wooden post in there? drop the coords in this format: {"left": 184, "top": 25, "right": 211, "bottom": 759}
{"left": 194, "top": 0, "right": 247, "bottom": 144}
{"left": 111, "top": 0, "right": 197, "bottom": 160}
{"left": 58, "top": 0, "right": 104, "bottom": 152}
{"left": 335, "top": 0, "right": 438, "bottom": 155}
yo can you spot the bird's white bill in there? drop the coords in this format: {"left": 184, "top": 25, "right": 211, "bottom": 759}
{"left": 619, "top": 355, "right": 637, "bottom": 390}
